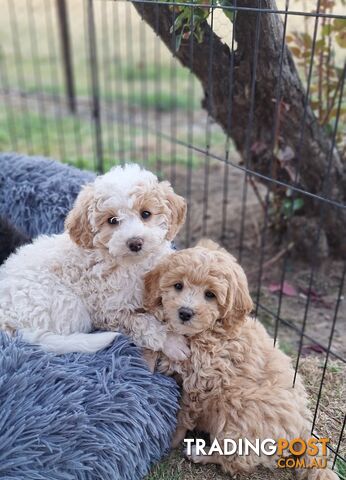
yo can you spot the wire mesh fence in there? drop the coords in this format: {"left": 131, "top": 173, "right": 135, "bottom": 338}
{"left": 0, "top": 0, "right": 345, "bottom": 473}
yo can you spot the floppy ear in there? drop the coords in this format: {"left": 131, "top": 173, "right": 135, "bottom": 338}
{"left": 159, "top": 181, "right": 187, "bottom": 240}
{"left": 143, "top": 261, "right": 167, "bottom": 311}
{"left": 65, "top": 184, "right": 95, "bottom": 249}
{"left": 221, "top": 256, "right": 253, "bottom": 330}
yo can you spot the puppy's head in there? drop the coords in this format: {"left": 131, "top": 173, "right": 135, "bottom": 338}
{"left": 65, "top": 164, "right": 186, "bottom": 261}
{"left": 144, "top": 243, "right": 253, "bottom": 336}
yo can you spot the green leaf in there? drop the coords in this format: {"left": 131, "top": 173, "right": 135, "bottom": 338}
{"left": 333, "top": 18, "right": 346, "bottom": 31}
{"left": 325, "top": 123, "right": 334, "bottom": 136}
{"left": 316, "top": 38, "right": 325, "bottom": 49}
{"left": 281, "top": 197, "right": 304, "bottom": 218}
{"left": 175, "top": 32, "right": 183, "bottom": 52}
{"left": 292, "top": 198, "right": 304, "bottom": 212}
{"left": 335, "top": 31, "right": 346, "bottom": 48}
{"left": 290, "top": 46, "right": 302, "bottom": 58}
{"left": 171, "top": 8, "right": 189, "bottom": 34}
{"left": 193, "top": 7, "right": 209, "bottom": 22}
{"left": 194, "top": 28, "right": 204, "bottom": 43}
{"left": 336, "top": 458, "right": 346, "bottom": 480}
{"left": 321, "top": 24, "right": 332, "bottom": 36}
{"left": 282, "top": 200, "right": 292, "bottom": 218}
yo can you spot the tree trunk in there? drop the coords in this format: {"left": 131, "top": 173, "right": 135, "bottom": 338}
{"left": 133, "top": 0, "right": 345, "bottom": 257}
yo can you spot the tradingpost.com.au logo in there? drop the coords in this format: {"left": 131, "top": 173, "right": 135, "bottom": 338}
{"left": 184, "top": 437, "right": 330, "bottom": 469}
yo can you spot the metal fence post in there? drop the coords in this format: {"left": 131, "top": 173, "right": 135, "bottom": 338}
{"left": 87, "top": 0, "right": 103, "bottom": 173}
{"left": 56, "top": 0, "right": 76, "bottom": 113}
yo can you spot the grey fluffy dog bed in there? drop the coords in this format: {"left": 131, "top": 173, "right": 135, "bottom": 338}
{"left": 0, "top": 332, "right": 179, "bottom": 480}
{"left": 0, "top": 152, "right": 95, "bottom": 237}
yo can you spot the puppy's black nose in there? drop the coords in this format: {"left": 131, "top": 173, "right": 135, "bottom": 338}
{"left": 178, "top": 307, "right": 194, "bottom": 322}
{"left": 127, "top": 237, "right": 144, "bottom": 252}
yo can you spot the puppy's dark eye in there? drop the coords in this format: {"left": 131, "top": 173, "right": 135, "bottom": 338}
{"left": 174, "top": 283, "right": 183, "bottom": 291}
{"left": 108, "top": 217, "right": 119, "bottom": 226}
{"left": 141, "top": 211, "right": 151, "bottom": 220}
{"left": 205, "top": 291, "right": 215, "bottom": 299}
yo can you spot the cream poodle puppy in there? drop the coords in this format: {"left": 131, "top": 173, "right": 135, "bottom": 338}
{"left": 143, "top": 240, "right": 338, "bottom": 480}
{"left": 0, "top": 164, "right": 189, "bottom": 359}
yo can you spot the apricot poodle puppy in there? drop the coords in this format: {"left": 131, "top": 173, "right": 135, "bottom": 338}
{"left": 143, "top": 240, "right": 337, "bottom": 480}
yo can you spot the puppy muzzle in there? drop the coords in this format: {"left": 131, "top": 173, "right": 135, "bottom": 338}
{"left": 127, "top": 237, "right": 144, "bottom": 252}
{"left": 178, "top": 307, "right": 195, "bottom": 322}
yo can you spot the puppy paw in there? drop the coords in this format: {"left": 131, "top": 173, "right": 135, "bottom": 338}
{"left": 163, "top": 333, "right": 190, "bottom": 361}
{"left": 88, "top": 331, "right": 121, "bottom": 351}
{"left": 142, "top": 349, "right": 159, "bottom": 373}
{"left": 102, "top": 331, "right": 121, "bottom": 343}
{"left": 184, "top": 445, "right": 205, "bottom": 464}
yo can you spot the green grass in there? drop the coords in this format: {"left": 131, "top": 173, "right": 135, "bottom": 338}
{"left": 1, "top": 54, "right": 200, "bottom": 113}
{"left": 0, "top": 108, "right": 94, "bottom": 166}
{"left": 146, "top": 466, "right": 181, "bottom": 480}
{"left": 146, "top": 455, "right": 183, "bottom": 480}
{"left": 327, "top": 364, "right": 343, "bottom": 374}
{"left": 122, "top": 63, "right": 191, "bottom": 82}
{"left": 336, "top": 459, "right": 346, "bottom": 480}
{"left": 0, "top": 0, "right": 210, "bottom": 172}
{"left": 278, "top": 340, "right": 295, "bottom": 357}
{"left": 116, "top": 90, "right": 198, "bottom": 112}
{"left": 0, "top": 0, "right": 226, "bottom": 175}
{"left": 16, "top": 72, "right": 199, "bottom": 113}
{"left": 0, "top": 107, "right": 210, "bottom": 172}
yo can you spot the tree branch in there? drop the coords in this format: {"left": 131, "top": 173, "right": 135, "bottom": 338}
{"left": 133, "top": 0, "right": 346, "bottom": 256}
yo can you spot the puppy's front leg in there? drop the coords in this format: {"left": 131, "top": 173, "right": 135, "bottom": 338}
{"left": 172, "top": 426, "right": 188, "bottom": 449}
{"left": 142, "top": 348, "right": 159, "bottom": 373}
{"left": 186, "top": 445, "right": 224, "bottom": 467}
{"left": 172, "top": 392, "right": 201, "bottom": 448}
{"left": 162, "top": 332, "right": 190, "bottom": 362}
{"left": 116, "top": 311, "right": 190, "bottom": 361}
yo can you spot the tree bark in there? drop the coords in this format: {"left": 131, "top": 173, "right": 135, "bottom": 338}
{"left": 133, "top": 0, "right": 345, "bottom": 257}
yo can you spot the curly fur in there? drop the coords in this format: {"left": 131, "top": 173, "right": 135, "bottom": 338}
{"left": 0, "top": 164, "right": 187, "bottom": 356}
{"left": 0, "top": 216, "right": 31, "bottom": 266}
{"left": 143, "top": 241, "right": 338, "bottom": 480}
